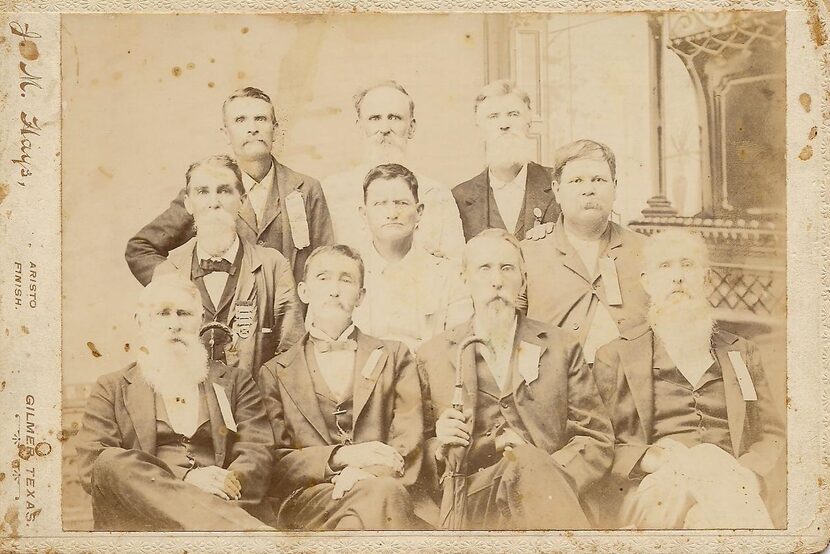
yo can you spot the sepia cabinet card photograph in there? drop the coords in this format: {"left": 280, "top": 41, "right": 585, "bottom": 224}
{"left": 0, "top": 1, "right": 828, "bottom": 552}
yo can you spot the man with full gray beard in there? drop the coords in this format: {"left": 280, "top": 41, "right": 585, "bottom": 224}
{"left": 417, "top": 229, "right": 612, "bottom": 529}
{"left": 154, "top": 155, "right": 303, "bottom": 376}
{"left": 452, "top": 80, "right": 560, "bottom": 242}
{"left": 75, "top": 274, "right": 275, "bottom": 530}
{"left": 592, "top": 229, "right": 785, "bottom": 529}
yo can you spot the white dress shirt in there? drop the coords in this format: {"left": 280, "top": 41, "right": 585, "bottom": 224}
{"left": 241, "top": 163, "right": 275, "bottom": 226}
{"left": 308, "top": 323, "right": 357, "bottom": 403}
{"left": 474, "top": 315, "right": 518, "bottom": 393}
{"left": 489, "top": 164, "right": 528, "bottom": 234}
{"left": 196, "top": 236, "right": 239, "bottom": 309}
{"left": 159, "top": 387, "right": 201, "bottom": 438}
{"left": 353, "top": 244, "right": 473, "bottom": 352}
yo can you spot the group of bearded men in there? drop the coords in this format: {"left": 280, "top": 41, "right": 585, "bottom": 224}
{"left": 76, "top": 80, "right": 785, "bottom": 532}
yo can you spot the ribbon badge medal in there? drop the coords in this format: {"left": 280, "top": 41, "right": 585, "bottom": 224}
{"left": 234, "top": 301, "right": 256, "bottom": 339}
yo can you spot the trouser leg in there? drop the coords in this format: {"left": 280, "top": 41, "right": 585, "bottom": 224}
{"left": 464, "top": 445, "right": 591, "bottom": 530}
{"left": 91, "top": 448, "right": 272, "bottom": 531}
{"left": 277, "top": 477, "right": 419, "bottom": 530}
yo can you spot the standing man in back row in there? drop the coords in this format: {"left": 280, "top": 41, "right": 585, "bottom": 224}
{"left": 126, "top": 87, "right": 334, "bottom": 287}
{"left": 521, "top": 139, "right": 650, "bottom": 364}
{"left": 453, "top": 80, "right": 560, "bottom": 242}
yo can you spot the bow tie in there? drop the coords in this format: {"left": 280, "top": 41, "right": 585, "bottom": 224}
{"left": 199, "top": 258, "right": 234, "bottom": 275}
{"left": 314, "top": 338, "right": 358, "bottom": 353}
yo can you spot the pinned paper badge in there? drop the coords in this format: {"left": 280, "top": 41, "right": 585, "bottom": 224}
{"left": 360, "top": 348, "right": 384, "bottom": 380}
{"left": 285, "top": 190, "right": 311, "bottom": 249}
{"left": 517, "top": 341, "right": 542, "bottom": 386}
{"left": 212, "top": 383, "right": 238, "bottom": 432}
{"left": 234, "top": 301, "right": 255, "bottom": 339}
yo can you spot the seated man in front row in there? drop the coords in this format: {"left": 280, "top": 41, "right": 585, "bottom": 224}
{"left": 593, "top": 229, "right": 785, "bottom": 529}
{"left": 417, "top": 229, "right": 614, "bottom": 529}
{"left": 75, "top": 274, "right": 275, "bottom": 530}
{"left": 258, "top": 245, "right": 424, "bottom": 530}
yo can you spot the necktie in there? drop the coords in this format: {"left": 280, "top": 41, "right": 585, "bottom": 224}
{"left": 314, "top": 338, "right": 358, "bottom": 353}
{"left": 199, "top": 258, "right": 233, "bottom": 275}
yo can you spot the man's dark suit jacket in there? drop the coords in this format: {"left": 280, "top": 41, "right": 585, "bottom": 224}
{"left": 75, "top": 361, "right": 275, "bottom": 507}
{"left": 592, "top": 326, "right": 785, "bottom": 483}
{"left": 417, "top": 315, "right": 614, "bottom": 496}
{"left": 257, "top": 330, "right": 424, "bottom": 501}
{"left": 452, "top": 161, "right": 560, "bottom": 241}
{"left": 125, "top": 157, "right": 334, "bottom": 286}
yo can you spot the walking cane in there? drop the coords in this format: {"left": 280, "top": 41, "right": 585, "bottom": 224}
{"left": 199, "top": 321, "right": 233, "bottom": 361}
{"left": 440, "top": 335, "right": 490, "bottom": 530}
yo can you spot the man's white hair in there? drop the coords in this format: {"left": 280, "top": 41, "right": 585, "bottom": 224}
{"left": 642, "top": 228, "right": 710, "bottom": 272}
{"left": 136, "top": 273, "right": 204, "bottom": 321}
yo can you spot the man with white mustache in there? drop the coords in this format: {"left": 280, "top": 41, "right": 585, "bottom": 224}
{"left": 154, "top": 155, "right": 303, "bottom": 376}
{"left": 417, "top": 229, "right": 613, "bottom": 529}
{"left": 321, "top": 81, "right": 465, "bottom": 261}
{"left": 452, "top": 80, "right": 560, "bottom": 242}
{"left": 521, "top": 139, "right": 650, "bottom": 364}
{"left": 592, "top": 229, "right": 785, "bottom": 528}
{"left": 75, "top": 274, "right": 275, "bottom": 530}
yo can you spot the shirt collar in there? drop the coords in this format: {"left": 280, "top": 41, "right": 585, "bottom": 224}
{"left": 488, "top": 163, "right": 528, "bottom": 192}
{"left": 196, "top": 235, "right": 239, "bottom": 264}
{"left": 364, "top": 242, "right": 426, "bottom": 275}
{"left": 473, "top": 313, "right": 519, "bottom": 347}
{"left": 241, "top": 161, "right": 275, "bottom": 193}
{"left": 307, "top": 322, "right": 356, "bottom": 343}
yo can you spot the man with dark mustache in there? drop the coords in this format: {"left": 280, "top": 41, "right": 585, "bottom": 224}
{"left": 452, "top": 80, "right": 560, "bottom": 242}
{"left": 521, "top": 139, "right": 650, "bottom": 364}
{"left": 417, "top": 229, "right": 613, "bottom": 529}
{"left": 126, "top": 87, "right": 334, "bottom": 288}
{"left": 257, "top": 245, "right": 424, "bottom": 530}
{"left": 154, "top": 155, "right": 303, "bottom": 375}
{"left": 592, "top": 229, "right": 784, "bottom": 528}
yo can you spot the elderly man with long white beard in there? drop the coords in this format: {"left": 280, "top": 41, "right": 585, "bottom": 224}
{"left": 453, "top": 80, "right": 560, "bottom": 242}
{"left": 593, "top": 229, "right": 785, "bottom": 529}
{"left": 417, "top": 229, "right": 613, "bottom": 529}
{"left": 75, "top": 274, "right": 276, "bottom": 530}
{"left": 154, "top": 155, "right": 303, "bottom": 375}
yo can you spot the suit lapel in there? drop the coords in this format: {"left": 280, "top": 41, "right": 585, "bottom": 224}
{"left": 257, "top": 162, "right": 283, "bottom": 237}
{"left": 602, "top": 222, "right": 624, "bottom": 261}
{"left": 352, "top": 331, "right": 388, "bottom": 427}
{"left": 277, "top": 339, "right": 330, "bottom": 443}
{"left": 712, "top": 332, "right": 746, "bottom": 455}
{"left": 226, "top": 242, "right": 261, "bottom": 324}
{"left": 619, "top": 329, "right": 655, "bottom": 441}
{"left": 205, "top": 363, "right": 231, "bottom": 466}
{"left": 123, "top": 364, "right": 157, "bottom": 456}
{"left": 518, "top": 162, "right": 554, "bottom": 238}
{"left": 461, "top": 171, "right": 493, "bottom": 235}
{"left": 511, "top": 317, "right": 548, "bottom": 395}
{"left": 237, "top": 197, "right": 258, "bottom": 235}
{"left": 552, "top": 220, "right": 592, "bottom": 283}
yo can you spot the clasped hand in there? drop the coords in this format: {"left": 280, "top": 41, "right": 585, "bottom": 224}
{"left": 184, "top": 465, "right": 242, "bottom": 500}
